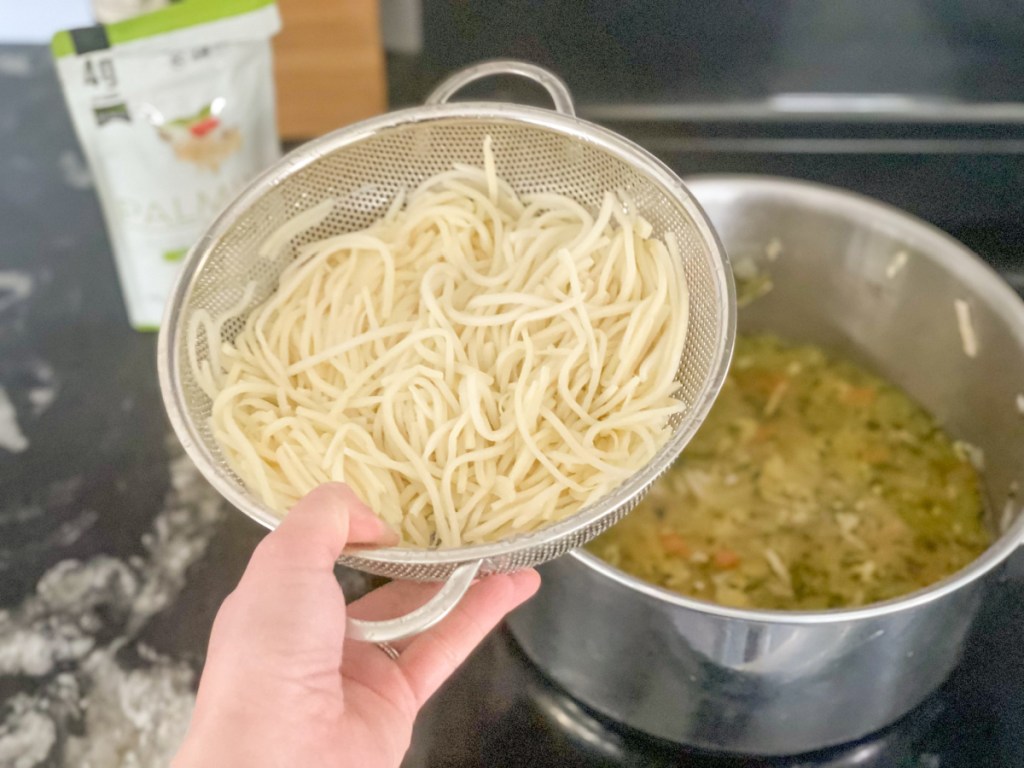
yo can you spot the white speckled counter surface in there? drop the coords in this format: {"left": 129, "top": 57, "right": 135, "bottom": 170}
{"left": 0, "top": 45, "right": 366, "bottom": 766}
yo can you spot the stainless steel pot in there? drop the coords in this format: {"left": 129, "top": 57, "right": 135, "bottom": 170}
{"left": 507, "top": 175, "right": 1024, "bottom": 756}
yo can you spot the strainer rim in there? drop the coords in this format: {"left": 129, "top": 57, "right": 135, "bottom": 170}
{"left": 157, "top": 101, "right": 736, "bottom": 567}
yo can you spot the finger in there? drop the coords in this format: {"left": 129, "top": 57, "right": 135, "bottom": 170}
{"left": 346, "top": 579, "right": 446, "bottom": 645}
{"left": 339, "top": 580, "right": 448, "bottom": 715}
{"left": 345, "top": 570, "right": 540, "bottom": 706}
{"left": 399, "top": 570, "right": 539, "bottom": 703}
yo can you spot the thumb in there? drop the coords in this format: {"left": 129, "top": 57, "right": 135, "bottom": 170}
{"left": 206, "top": 483, "right": 397, "bottom": 661}
{"left": 182, "top": 485, "right": 397, "bottom": 760}
{"left": 251, "top": 483, "right": 399, "bottom": 574}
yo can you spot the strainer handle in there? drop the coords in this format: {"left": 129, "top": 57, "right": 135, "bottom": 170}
{"left": 425, "top": 59, "right": 576, "bottom": 117}
{"left": 346, "top": 559, "right": 483, "bottom": 643}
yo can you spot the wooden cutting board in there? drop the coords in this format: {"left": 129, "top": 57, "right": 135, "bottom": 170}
{"left": 272, "top": 0, "right": 386, "bottom": 140}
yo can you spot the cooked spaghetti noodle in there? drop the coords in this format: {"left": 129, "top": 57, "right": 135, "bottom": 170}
{"left": 191, "top": 137, "right": 690, "bottom": 547}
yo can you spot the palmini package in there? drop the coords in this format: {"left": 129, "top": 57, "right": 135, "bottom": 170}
{"left": 53, "top": 1, "right": 281, "bottom": 330}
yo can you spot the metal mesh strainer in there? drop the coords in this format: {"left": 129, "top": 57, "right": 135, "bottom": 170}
{"left": 157, "top": 61, "right": 735, "bottom": 642}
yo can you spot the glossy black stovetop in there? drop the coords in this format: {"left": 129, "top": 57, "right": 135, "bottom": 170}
{"left": 408, "top": 573, "right": 1024, "bottom": 768}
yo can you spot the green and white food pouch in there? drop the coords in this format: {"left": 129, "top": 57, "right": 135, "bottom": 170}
{"left": 53, "top": 0, "right": 281, "bottom": 330}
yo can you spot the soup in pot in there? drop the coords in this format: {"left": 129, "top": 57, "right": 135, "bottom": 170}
{"left": 589, "top": 334, "right": 991, "bottom": 610}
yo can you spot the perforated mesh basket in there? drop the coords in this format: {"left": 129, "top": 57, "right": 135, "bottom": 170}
{"left": 158, "top": 61, "right": 735, "bottom": 593}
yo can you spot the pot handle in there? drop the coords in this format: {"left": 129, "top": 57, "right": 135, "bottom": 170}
{"left": 346, "top": 559, "right": 483, "bottom": 643}
{"left": 425, "top": 59, "right": 576, "bottom": 117}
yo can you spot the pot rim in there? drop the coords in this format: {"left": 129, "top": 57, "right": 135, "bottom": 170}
{"left": 570, "top": 174, "right": 1024, "bottom": 625}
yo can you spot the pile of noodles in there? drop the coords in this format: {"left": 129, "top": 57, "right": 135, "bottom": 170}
{"left": 189, "top": 138, "right": 690, "bottom": 547}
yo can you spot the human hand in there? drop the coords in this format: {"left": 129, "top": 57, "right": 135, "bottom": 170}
{"left": 173, "top": 484, "right": 540, "bottom": 768}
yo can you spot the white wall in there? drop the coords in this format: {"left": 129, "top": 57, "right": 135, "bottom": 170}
{"left": 0, "top": 0, "right": 94, "bottom": 43}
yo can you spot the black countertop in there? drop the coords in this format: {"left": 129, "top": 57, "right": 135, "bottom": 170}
{"left": 2, "top": 45, "right": 1024, "bottom": 767}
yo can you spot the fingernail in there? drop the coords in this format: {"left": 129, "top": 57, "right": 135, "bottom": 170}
{"left": 312, "top": 483, "right": 399, "bottom": 546}
{"left": 349, "top": 514, "right": 400, "bottom": 546}
{"left": 511, "top": 568, "right": 542, "bottom": 594}
{"left": 344, "top": 496, "right": 400, "bottom": 546}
